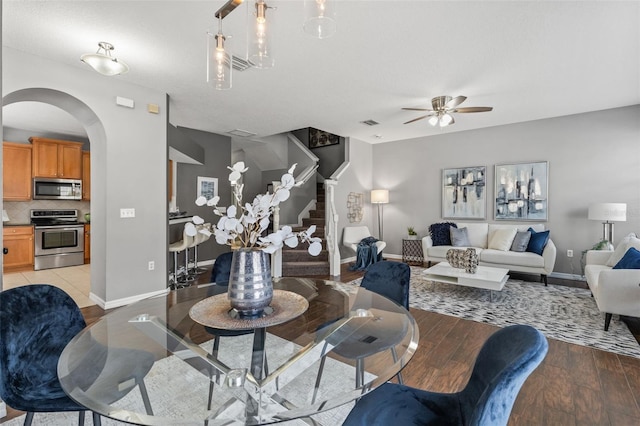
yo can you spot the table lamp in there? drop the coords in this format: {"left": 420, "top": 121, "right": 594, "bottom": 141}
{"left": 588, "top": 203, "right": 626, "bottom": 248}
{"left": 371, "top": 189, "right": 389, "bottom": 240}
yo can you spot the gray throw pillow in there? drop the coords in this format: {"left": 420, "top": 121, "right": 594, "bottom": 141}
{"left": 510, "top": 230, "right": 532, "bottom": 252}
{"left": 450, "top": 227, "right": 471, "bottom": 247}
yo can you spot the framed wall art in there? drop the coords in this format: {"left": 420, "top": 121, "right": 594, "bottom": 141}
{"left": 347, "top": 192, "right": 364, "bottom": 223}
{"left": 197, "top": 176, "right": 218, "bottom": 200}
{"left": 442, "top": 166, "right": 486, "bottom": 219}
{"left": 309, "top": 127, "right": 340, "bottom": 149}
{"left": 494, "top": 161, "right": 548, "bottom": 221}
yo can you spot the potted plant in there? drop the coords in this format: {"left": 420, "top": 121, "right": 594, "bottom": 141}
{"left": 407, "top": 226, "right": 418, "bottom": 240}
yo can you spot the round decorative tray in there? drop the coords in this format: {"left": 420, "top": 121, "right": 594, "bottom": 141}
{"left": 189, "top": 290, "right": 309, "bottom": 330}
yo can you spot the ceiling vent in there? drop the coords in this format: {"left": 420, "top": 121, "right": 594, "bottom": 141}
{"left": 232, "top": 56, "right": 252, "bottom": 71}
{"left": 360, "top": 119, "right": 379, "bottom": 126}
{"left": 228, "top": 129, "right": 257, "bottom": 137}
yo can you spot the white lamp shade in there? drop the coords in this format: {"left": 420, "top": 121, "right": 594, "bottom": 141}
{"left": 371, "top": 189, "right": 389, "bottom": 204}
{"left": 588, "top": 203, "right": 627, "bottom": 222}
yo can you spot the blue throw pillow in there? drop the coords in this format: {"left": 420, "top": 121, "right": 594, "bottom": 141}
{"left": 613, "top": 247, "right": 640, "bottom": 269}
{"left": 526, "top": 228, "right": 550, "bottom": 255}
{"left": 429, "top": 222, "right": 457, "bottom": 246}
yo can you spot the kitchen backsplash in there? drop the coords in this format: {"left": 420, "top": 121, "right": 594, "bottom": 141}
{"left": 4, "top": 200, "right": 91, "bottom": 224}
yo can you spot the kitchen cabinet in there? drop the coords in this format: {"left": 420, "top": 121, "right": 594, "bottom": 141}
{"left": 3, "top": 226, "right": 34, "bottom": 270}
{"left": 84, "top": 224, "right": 91, "bottom": 264}
{"left": 30, "top": 137, "right": 83, "bottom": 179}
{"left": 82, "top": 151, "right": 91, "bottom": 200}
{"left": 3, "top": 142, "right": 32, "bottom": 201}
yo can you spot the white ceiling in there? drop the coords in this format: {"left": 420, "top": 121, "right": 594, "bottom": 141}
{"left": 2, "top": 1, "right": 639, "bottom": 144}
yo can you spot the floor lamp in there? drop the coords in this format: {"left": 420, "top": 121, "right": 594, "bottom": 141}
{"left": 588, "top": 203, "right": 627, "bottom": 248}
{"left": 371, "top": 189, "right": 389, "bottom": 240}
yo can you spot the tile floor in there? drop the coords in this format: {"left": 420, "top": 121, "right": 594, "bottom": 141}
{"left": 2, "top": 264, "right": 94, "bottom": 308}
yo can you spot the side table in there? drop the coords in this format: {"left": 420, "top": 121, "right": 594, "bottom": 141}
{"left": 402, "top": 239, "right": 424, "bottom": 266}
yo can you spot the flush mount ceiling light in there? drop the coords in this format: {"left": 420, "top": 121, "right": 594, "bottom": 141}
{"left": 402, "top": 96, "right": 493, "bottom": 128}
{"left": 303, "top": 0, "right": 336, "bottom": 39}
{"left": 80, "top": 42, "right": 129, "bottom": 76}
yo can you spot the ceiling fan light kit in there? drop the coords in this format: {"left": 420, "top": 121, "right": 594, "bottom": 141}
{"left": 403, "top": 95, "right": 493, "bottom": 127}
{"left": 80, "top": 42, "right": 129, "bottom": 76}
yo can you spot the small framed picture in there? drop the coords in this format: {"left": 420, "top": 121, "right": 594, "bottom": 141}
{"left": 309, "top": 128, "right": 340, "bottom": 149}
{"left": 197, "top": 176, "right": 218, "bottom": 200}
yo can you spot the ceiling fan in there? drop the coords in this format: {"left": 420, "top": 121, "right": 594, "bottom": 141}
{"left": 402, "top": 95, "right": 493, "bottom": 127}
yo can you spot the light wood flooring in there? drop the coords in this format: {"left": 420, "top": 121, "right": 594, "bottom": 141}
{"left": 2, "top": 263, "right": 640, "bottom": 425}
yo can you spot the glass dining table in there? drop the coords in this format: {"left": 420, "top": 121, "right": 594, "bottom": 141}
{"left": 58, "top": 277, "right": 419, "bottom": 425}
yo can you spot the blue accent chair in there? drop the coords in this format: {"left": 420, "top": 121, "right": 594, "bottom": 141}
{"left": 0, "top": 285, "right": 155, "bottom": 426}
{"left": 360, "top": 260, "right": 411, "bottom": 310}
{"left": 342, "top": 324, "right": 549, "bottom": 426}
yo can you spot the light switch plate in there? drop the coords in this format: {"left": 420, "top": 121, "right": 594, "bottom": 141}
{"left": 120, "top": 208, "right": 135, "bottom": 218}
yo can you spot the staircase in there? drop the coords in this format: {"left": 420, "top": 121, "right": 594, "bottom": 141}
{"left": 282, "top": 183, "right": 330, "bottom": 276}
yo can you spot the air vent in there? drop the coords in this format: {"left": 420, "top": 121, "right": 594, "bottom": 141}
{"left": 360, "top": 119, "right": 379, "bottom": 126}
{"left": 232, "top": 56, "right": 252, "bottom": 71}
{"left": 228, "top": 129, "right": 256, "bottom": 137}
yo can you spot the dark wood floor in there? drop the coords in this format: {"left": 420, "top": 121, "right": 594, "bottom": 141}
{"left": 3, "top": 263, "right": 640, "bottom": 425}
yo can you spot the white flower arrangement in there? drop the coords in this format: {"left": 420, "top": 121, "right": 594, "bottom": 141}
{"left": 186, "top": 162, "right": 323, "bottom": 256}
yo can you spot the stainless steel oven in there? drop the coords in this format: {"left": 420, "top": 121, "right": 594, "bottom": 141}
{"left": 31, "top": 210, "right": 85, "bottom": 270}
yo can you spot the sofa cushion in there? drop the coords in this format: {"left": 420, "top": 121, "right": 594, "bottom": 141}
{"left": 613, "top": 247, "right": 640, "bottom": 270}
{"left": 429, "top": 222, "right": 457, "bottom": 246}
{"left": 450, "top": 227, "right": 471, "bottom": 247}
{"left": 488, "top": 228, "right": 517, "bottom": 251}
{"left": 606, "top": 233, "right": 640, "bottom": 267}
{"left": 510, "top": 231, "right": 531, "bottom": 252}
{"left": 526, "top": 228, "right": 550, "bottom": 255}
{"left": 457, "top": 222, "right": 489, "bottom": 248}
{"left": 427, "top": 245, "right": 483, "bottom": 260}
{"left": 480, "top": 249, "right": 545, "bottom": 268}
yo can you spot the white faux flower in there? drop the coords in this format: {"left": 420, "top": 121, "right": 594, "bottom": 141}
{"left": 193, "top": 162, "right": 320, "bottom": 256}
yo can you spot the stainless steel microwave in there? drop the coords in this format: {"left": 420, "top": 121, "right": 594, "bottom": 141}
{"left": 33, "top": 178, "right": 82, "bottom": 200}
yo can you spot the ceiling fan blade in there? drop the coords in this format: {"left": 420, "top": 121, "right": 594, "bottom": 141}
{"left": 403, "top": 114, "right": 432, "bottom": 124}
{"left": 401, "top": 107, "right": 432, "bottom": 111}
{"left": 445, "top": 96, "right": 467, "bottom": 109}
{"left": 453, "top": 106, "right": 493, "bottom": 113}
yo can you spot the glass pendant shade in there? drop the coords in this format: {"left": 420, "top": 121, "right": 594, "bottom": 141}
{"left": 80, "top": 42, "right": 129, "bottom": 76}
{"left": 207, "top": 31, "right": 232, "bottom": 90}
{"left": 303, "top": 0, "right": 336, "bottom": 39}
{"left": 248, "top": 0, "right": 274, "bottom": 68}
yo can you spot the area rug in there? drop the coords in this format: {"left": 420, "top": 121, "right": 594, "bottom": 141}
{"left": 2, "top": 334, "right": 357, "bottom": 426}
{"left": 340, "top": 266, "right": 640, "bottom": 359}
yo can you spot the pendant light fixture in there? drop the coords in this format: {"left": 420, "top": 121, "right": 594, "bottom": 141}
{"left": 248, "top": 0, "right": 274, "bottom": 68}
{"left": 303, "top": 0, "right": 336, "bottom": 39}
{"left": 207, "top": 17, "right": 232, "bottom": 90}
{"left": 80, "top": 42, "right": 129, "bottom": 76}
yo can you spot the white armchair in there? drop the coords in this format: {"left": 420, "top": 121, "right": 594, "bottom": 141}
{"left": 585, "top": 249, "right": 640, "bottom": 330}
{"left": 343, "top": 226, "right": 386, "bottom": 255}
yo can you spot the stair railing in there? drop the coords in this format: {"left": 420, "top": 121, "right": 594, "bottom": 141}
{"left": 324, "top": 179, "right": 340, "bottom": 277}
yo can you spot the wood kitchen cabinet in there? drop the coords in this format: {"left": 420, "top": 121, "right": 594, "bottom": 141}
{"left": 82, "top": 151, "right": 91, "bottom": 200}
{"left": 29, "top": 137, "right": 83, "bottom": 179}
{"left": 3, "top": 226, "right": 34, "bottom": 270}
{"left": 84, "top": 224, "right": 91, "bottom": 264}
{"left": 3, "top": 142, "right": 32, "bottom": 201}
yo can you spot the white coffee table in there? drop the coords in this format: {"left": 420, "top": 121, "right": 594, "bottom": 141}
{"left": 423, "top": 262, "right": 509, "bottom": 301}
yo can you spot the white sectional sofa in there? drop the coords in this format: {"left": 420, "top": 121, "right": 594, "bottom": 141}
{"left": 421, "top": 222, "right": 557, "bottom": 285}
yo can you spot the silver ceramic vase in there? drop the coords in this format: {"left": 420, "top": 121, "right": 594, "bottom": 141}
{"left": 228, "top": 248, "right": 273, "bottom": 317}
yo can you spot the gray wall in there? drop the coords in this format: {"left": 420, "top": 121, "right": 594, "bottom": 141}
{"left": 175, "top": 126, "right": 232, "bottom": 261}
{"left": 293, "top": 128, "right": 345, "bottom": 178}
{"left": 3, "top": 47, "right": 168, "bottom": 305}
{"left": 369, "top": 105, "right": 640, "bottom": 276}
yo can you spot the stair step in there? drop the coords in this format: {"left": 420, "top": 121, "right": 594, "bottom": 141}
{"left": 315, "top": 202, "right": 325, "bottom": 210}
{"left": 282, "top": 261, "right": 330, "bottom": 276}
{"left": 282, "top": 249, "right": 328, "bottom": 262}
{"left": 303, "top": 217, "right": 325, "bottom": 226}
{"left": 309, "top": 210, "right": 325, "bottom": 218}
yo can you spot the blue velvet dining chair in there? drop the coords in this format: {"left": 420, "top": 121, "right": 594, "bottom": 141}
{"left": 0, "top": 284, "right": 155, "bottom": 426}
{"left": 360, "top": 260, "right": 411, "bottom": 310}
{"left": 342, "top": 324, "right": 549, "bottom": 426}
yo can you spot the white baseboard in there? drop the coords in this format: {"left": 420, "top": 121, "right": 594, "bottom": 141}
{"left": 90, "top": 288, "right": 169, "bottom": 310}
{"left": 0, "top": 400, "right": 6, "bottom": 418}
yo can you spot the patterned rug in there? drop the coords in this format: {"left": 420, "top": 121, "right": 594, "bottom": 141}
{"left": 341, "top": 266, "right": 640, "bottom": 359}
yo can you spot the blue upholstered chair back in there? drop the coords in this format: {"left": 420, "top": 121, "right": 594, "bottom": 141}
{"left": 462, "top": 324, "right": 548, "bottom": 425}
{"left": 0, "top": 285, "right": 87, "bottom": 412}
{"left": 211, "top": 251, "right": 234, "bottom": 285}
{"left": 360, "top": 261, "right": 410, "bottom": 309}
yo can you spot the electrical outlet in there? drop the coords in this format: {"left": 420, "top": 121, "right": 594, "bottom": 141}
{"left": 148, "top": 261, "right": 155, "bottom": 271}
{"left": 120, "top": 208, "right": 136, "bottom": 218}
{"left": 567, "top": 249, "right": 573, "bottom": 258}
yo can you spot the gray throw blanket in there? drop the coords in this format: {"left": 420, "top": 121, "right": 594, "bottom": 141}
{"left": 349, "top": 236, "right": 382, "bottom": 271}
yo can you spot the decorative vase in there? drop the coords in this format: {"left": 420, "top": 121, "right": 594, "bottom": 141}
{"left": 228, "top": 248, "right": 273, "bottom": 318}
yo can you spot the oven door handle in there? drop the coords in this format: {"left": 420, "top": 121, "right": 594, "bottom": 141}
{"left": 35, "top": 226, "right": 84, "bottom": 231}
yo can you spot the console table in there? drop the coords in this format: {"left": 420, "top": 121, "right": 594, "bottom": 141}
{"left": 402, "top": 239, "right": 424, "bottom": 265}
